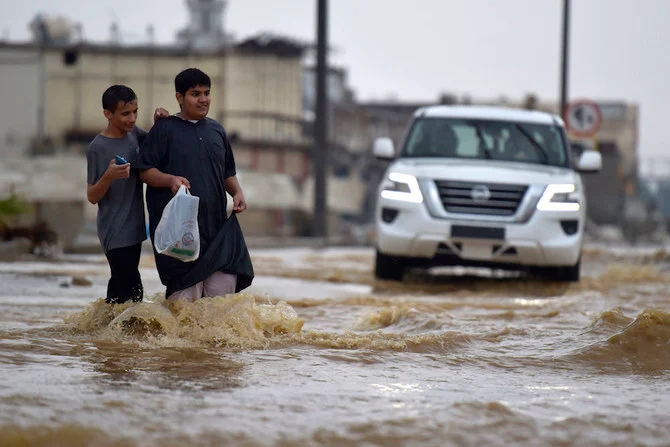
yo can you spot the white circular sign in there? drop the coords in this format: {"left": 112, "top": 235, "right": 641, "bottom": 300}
{"left": 565, "top": 100, "right": 602, "bottom": 137}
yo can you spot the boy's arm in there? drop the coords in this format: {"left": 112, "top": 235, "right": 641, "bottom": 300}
{"left": 224, "top": 176, "right": 247, "bottom": 213}
{"left": 220, "top": 129, "right": 245, "bottom": 213}
{"left": 87, "top": 159, "right": 130, "bottom": 204}
{"left": 136, "top": 120, "right": 190, "bottom": 194}
{"left": 153, "top": 108, "right": 169, "bottom": 124}
{"left": 140, "top": 168, "right": 190, "bottom": 195}
{"left": 132, "top": 109, "right": 169, "bottom": 147}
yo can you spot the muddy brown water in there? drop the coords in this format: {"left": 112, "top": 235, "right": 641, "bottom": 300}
{"left": 0, "top": 245, "right": 669, "bottom": 446}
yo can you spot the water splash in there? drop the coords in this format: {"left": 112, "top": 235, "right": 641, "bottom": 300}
{"left": 585, "top": 308, "right": 634, "bottom": 335}
{"left": 64, "top": 294, "right": 305, "bottom": 349}
{"left": 353, "top": 305, "right": 447, "bottom": 332}
{"left": 64, "top": 299, "right": 136, "bottom": 333}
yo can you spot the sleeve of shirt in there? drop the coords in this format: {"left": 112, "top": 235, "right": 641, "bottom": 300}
{"left": 133, "top": 126, "right": 148, "bottom": 148}
{"left": 86, "top": 145, "right": 99, "bottom": 185}
{"left": 223, "top": 131, "right": 237, "bottom": 179}
{"left": 136, "top": 121, "right": 167, "bottom": 171}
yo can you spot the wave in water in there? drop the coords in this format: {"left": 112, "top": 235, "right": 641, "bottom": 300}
{"left": 569, "top": 309, "right": 670, "bottom": 371}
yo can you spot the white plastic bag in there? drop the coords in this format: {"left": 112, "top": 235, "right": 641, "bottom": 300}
{"left": 154, "top": 185, "right": 200, "bottom": 262}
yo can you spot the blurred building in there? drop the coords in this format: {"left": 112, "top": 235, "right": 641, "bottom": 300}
{"left": 29, "top": 38, "right": 306, "bottom": 174}
{"left": 0, "top": 35, "right": 313, "bottom": 240}
{"left": 0, "top": 45, "right": 40, "bottom": 158}
{"left": 0, "top": 2, "right": 372, "bottom": 246}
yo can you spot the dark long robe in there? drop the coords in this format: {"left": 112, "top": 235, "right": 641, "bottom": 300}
{"left": 136, "top": 116, "right": 254, "bottom": 297}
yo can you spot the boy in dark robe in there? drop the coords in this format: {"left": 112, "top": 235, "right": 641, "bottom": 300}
{"left": 137, "top": 68, "right": 254, "bottom": 302}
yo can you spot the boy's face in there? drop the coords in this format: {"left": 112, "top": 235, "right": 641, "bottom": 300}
{"left": 177, "top": 85, "right": 211, "bottom": 120}
{"left": 103, "top": 99, "right": 138, "bottom": 133}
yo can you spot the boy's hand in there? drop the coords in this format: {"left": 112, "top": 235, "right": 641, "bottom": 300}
{"left": 104, "top": 159, "right": 130, "bottom": 181}
{"left": 153, "top": 107, "right": 170, "bottom": 123}
{"left": 170, "top": 176, "right": 190, "bottom": 194}
{"left": 232, "top": 192, "right": 247, "bottom": 213}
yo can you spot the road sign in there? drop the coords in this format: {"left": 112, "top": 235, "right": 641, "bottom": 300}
{"left": 564, "top": 99, "right": 602, "bottom": 137}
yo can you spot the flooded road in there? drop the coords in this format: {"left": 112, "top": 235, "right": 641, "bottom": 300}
{"left": 1, "top": 244, "right": 669, "bottom": 446}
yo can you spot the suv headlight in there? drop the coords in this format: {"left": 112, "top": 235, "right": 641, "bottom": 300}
{"left": 380, "top": 173, "right": 423, "bottom": 203}
{"left": 537, "top": 184, "right": 580, "bottom": 211}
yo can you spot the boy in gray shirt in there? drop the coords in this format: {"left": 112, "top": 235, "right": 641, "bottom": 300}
{"left": 86, "top": 85, "right": 167, "bottom": 304}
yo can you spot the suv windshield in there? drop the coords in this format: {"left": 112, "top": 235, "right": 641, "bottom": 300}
{"left": 401, "top": 117, "right": 570, "bottom": 168}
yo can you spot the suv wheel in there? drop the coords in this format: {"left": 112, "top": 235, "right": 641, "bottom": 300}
{"left": 375, "top": 250, "right": 406, "bottom": 281}
{"left": 532, "top": 260, "right": 581, "bottom": 282}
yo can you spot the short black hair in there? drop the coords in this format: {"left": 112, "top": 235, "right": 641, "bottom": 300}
{"left": 175, "top": 68, "right": 211, "bottom": 96}
{"left": 102, "top": 85, "right": 137, "bottom": 112}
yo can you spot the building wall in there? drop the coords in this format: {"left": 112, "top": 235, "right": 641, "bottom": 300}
{"left": 225, "top": 53, "right": 304, "bottom": 144}
{"left": 233, "top": 147, "right": 309, "bottom": 181}
{"left": 594, "top": 102, "right": 639, "bottom": 176}
{"left": 45, "top": 49, "right": 225, "bottom": 137}
{"left": 0, "top": 47, "right": 39, "bottom": 157}
{"left": 41, "top": 47, "right": 304, "bottom": 145}
{"left": 286, "top": 151, "right": 309, "bottom": 179}
{"left": 4, "top": 43, "right": 313, "bottom": 185}
{"left": 226, "top": 54, "right": 302, "bottom": 116}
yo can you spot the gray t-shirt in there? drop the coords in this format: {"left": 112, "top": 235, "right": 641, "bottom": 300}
{"left": 86, "top": 126, "right": 147, "bottom": 253}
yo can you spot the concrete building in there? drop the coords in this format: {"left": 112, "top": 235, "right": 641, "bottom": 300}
{"left": 33, "top": 37, "right": 306, "bottom": 172}
{"left": 0, "top": 46, "right": 40, "bottom": 158}
{"left": 0, "top": 35, "right": 311, "bottom": 239}
{"left": 0, "top": 2, "right": 372, "bottom": 248}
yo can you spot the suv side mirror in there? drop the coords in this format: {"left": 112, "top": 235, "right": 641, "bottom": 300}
{"left": 576, "top": 150, "right": 602, "bottom": 173}
{"left": 373, "top": 138, "right": 395, "bottom": 159}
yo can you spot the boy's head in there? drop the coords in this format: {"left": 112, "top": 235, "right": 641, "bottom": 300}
{"left": 102, "top": 85, "right": 138, "bottom": 133}
{"left": 175, "top": 68, "right": 211, "bottom": 121}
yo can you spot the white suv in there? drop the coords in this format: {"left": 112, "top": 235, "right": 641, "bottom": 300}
{"left": 373, "top": 105, "right": 602, "bottom": 282}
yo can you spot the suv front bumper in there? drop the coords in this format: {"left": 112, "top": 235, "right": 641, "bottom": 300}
{"left": 376, "top": 197, "right": 584, "bottom": 268}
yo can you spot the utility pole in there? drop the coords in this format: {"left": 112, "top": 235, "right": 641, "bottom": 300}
{"left": 37, "top": 44, "right": 46, "bottom": 144}
{"left": 312, "top": 0, "right": 328, "bottom": 238}
{"left": 36, "top": 20, "right": 48, "bottom": 146}
{"left": 559, "top": 0, "right": 570, "bottom": 120}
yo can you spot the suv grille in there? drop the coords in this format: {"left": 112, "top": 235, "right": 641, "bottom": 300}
{"left": 435, "top": 180, "right": 528, "bottom": 216}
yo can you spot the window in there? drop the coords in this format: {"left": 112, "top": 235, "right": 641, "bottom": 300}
{"left": 402, "top": 118, "right": 569, "bottom": 167}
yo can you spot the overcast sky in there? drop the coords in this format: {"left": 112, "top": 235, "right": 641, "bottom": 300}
{"left": 1, "top": 0, "right": 668, "bottom": 160}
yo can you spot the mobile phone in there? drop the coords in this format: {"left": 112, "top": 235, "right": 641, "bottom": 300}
{"left": 115, "top": 155, "right": 128, "bottom": 165}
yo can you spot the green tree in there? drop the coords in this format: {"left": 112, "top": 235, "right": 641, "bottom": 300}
{"left": 0, "top": 195, "right": 33, "bottom": 227}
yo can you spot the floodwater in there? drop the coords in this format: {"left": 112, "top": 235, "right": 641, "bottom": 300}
{"left": 1, "top": 244, "right": 669, "bottom": 447}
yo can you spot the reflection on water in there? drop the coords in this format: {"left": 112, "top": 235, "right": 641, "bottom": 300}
{"left": 85, "top": 341, "right": 245, "bottom": 391}
{"left": 0, "top": 246, "right": 670, "bottom": 446}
